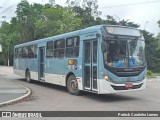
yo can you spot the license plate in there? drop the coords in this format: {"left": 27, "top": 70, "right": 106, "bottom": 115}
{"left": 125, "top": 83, "right": 133, "bottom": 89}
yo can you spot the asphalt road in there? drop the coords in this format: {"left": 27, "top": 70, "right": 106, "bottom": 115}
{"left": 0, "top": 66, "right": 160, "bottom": 120}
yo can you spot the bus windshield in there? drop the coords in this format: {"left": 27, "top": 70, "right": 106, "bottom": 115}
{"left": 103, "top": 39, "right": 145, "bottom": 68}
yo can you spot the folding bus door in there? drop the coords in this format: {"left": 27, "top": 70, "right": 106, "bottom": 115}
{"left": 38, "top": 47, "right": 45, "bottom": 80}
{"left": 83, "top": 39, "right": 98, "bottom": 91}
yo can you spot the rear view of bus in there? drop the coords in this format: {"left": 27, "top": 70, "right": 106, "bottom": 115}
{"left": 99, "top": 26, "right": 146, "bottom": 94}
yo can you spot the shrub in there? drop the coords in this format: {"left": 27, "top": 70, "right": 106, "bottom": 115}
{"left": 146, "top": 70, "right": 153, "bottom": 78}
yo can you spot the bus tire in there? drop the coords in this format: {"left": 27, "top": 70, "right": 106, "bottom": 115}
{"left": 26, "top": 70, "right": 31, "bottom": 83}
{"left": 67, "top": 75, "right": 81, "bottom": 95}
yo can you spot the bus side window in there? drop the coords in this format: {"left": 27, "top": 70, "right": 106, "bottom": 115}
{"left": 54, "top": 39, "right": 65, "bottom": 58}
{"left": 28, "top": 45, "right": 37, "bottom": 58}
{"left": 46, "top": 41, "right": 54, "bottom": 58}
{"left": 22, "top": 46, "right": 28, "bottom": 58}
{"left": 66, "top": 36, "right": 79, "bottom": 58}
{"left": 17, "top": 48, "right": 22, "bottom": 58}
{"left": 15, "top": 48, "right": 18, "bottom": 58}
{"left": 34, "top": 45, "right": 37, "bottom": 58}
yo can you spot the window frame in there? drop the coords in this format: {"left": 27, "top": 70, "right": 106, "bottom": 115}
{"left": 66, "top": 36, "right": 80, "bottom": 58}
{"left": 22, "top": 46, "right": 28, "bottom": 58}
{"left": 17, "top": 47, "right": 22, "bottom": 59}
{"left": 46, "top": 41, "right": 54, "bottom": 58}
{"left": 54, "top": 39, "right": 65, "bottom": 58}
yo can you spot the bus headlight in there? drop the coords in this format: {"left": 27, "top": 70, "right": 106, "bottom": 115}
{"left": 101, "top": 72, "right": 110, "bottom": 81}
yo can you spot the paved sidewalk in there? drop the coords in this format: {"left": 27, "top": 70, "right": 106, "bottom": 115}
{"left": 0, "top": 67, "right": 31, "bottom": 107}
{"left": 147, "top": 75, "right": 160, "bottom": 81}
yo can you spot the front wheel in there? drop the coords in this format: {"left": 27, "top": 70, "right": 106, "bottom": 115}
{"left": 67, "top": 75, "right": 81, "bottom": 95}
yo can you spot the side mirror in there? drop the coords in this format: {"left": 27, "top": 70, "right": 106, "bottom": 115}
{"left": 101, "top": 41, "right": 107, "bottom": 52}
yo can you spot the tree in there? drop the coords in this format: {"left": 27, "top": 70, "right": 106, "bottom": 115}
{"left": 82, "top": 0, "right": 101, "bottom": 19}
{"left": 15, "top": 1, "right": 81, "bottom": 40}
{"left": 16, "top": 0, "right": 34, "bottom": 41}
{"left": 0, "top": 22, "right": 20, "bottom": 65}
{"left": 141, "top": 30, "right": 160, "bottom": 72}
{"left": 156, "top": 33, "right": 160, "bottom": 51}
{"left": 94, "top": 17, "right": 106, "bottom": 25}
{"left": 16, "top": 0, "right": 44, "bottom": 42}
{"left": 34, "top": 5, "right": 81, "bottom": 38}
{"left": 66, "top": 0, "right": 102, "bottom": 28}
{"left": 105, "top": 15, "right": 118, "bottom": 25}
{"left": 119, "top": 19, "right": 140, "bottom": 28}
{"left": 104, "top": 15, "right": 140, "bottom": 28}
{"left": 0, "top": 0, "right": 159, "bottom": 68}
{"left": 157, "top": 20, "right": 160, "bottom": 51}
{"left": 158, "top": 20, "right": 160, "bottom": 27}
{"left": 49, "top": 0, "right": 55, "bottom": 5}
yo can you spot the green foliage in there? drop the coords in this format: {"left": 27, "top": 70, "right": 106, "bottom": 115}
{"left": 0, "top": 22, "right": 20, "bottom": 65}
{"left": 141, "top": 30, "right": 160, "bottom": 72}
{"left": 67, "top": 0, "right": 102, "bottom": 28}
{"left": 146, "top": 70, "right": 154, "bottom": 78}
{"left": 105, "top": 15, "right": 118, "bottom": 25}
{"left": 147, "top": 70, "right": 153, "bottom": 76}
{"left": 158, "top": 20, "right": 160, "bottom": 27}
{"left": 0, "top": 1, "right": 82, "bottom": 65}
{"left": 104, "top": 15, "right": 140, "bottom": 28}
{"left": 34, "top": 5, "right": 81, "bottom": 38}
{"left": 157, "top": 20, "right": 160, "bottom": 54}
{"left": 156, "top": 33, "right": 160, "bottom": 51}
{"left": 15, "top": 0, "right": 47, "bottom": 42}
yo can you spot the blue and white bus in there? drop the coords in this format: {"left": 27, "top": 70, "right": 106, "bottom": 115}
{"left": 13, "top": 25, "right": 146, "bottom": 95}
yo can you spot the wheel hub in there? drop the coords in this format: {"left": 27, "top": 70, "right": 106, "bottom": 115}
{"left": 70, "top": 80, "right": 78, "bottom": 91}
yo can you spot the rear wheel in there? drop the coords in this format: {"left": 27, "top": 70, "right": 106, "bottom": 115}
{"left": 26, "top": 70, "right": 31, "bottom": 83}
{"left": 67, "top": 75, "right": 81, "bottom": 95}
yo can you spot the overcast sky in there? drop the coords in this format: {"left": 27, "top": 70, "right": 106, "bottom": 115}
{"left": 0, "top": 0, "right": 160, "bottom": 36}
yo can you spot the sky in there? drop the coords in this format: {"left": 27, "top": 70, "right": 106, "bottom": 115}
{"left": 0, "top": 0, "right": 160, "bottom": 36}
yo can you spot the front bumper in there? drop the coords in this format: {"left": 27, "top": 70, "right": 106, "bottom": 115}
{"left": 98, "top": 78, "right": 146, "bottom": 94}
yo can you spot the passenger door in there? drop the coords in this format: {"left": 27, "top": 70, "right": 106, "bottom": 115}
{"left": 83, "top": 39, "right": 98, "bottom": 91}
{"left": 38, "top": 47, "right": 45, "bottom": 80}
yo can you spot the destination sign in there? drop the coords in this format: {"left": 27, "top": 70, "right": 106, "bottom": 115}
{"left": 104, "top": 26, "right": 141, "bottom": 37}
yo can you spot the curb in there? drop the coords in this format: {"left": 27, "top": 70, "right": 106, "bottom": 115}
{"left": 0, "top": 84, "right": 31, "bottom": 108}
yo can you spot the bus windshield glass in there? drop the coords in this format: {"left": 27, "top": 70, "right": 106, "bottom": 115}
{"left": 103, "top": 39, "right": 145, "bottom": 68}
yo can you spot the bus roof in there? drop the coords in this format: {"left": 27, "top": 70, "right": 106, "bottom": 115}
{"left": 14, "top": 25, "right": 103, "bottom": 48}
{"left": 14, "top": 25, "right": 140, "bottom": 48}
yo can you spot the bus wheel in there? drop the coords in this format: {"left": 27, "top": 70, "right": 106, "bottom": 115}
{"left": 26, "top": 70, "right": 31, "bottom": 83}
{"left": 67, "top": 75, "right": 80, "bottom": 95}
